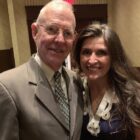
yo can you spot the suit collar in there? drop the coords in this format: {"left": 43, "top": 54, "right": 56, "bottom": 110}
{"left": 27, "top": 58, "right": 71, "bottom": 131}
{"left": 35, "top": 80, "right": 70, "bottom": 131}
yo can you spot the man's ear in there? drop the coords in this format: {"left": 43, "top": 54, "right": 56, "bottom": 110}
{"left": 31, "top": 23, "right": 38, "bottom": 39}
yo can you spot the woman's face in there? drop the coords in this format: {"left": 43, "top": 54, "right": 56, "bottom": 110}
{"left": 80, "top": 37, "right": 111, "bottom": 81}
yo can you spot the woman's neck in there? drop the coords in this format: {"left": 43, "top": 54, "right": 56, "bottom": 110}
{"left": 88, "top": 78, "right": 110, "bottom": 96}
{"left": 87, "top": 78, "right": 111, "bottom": 114}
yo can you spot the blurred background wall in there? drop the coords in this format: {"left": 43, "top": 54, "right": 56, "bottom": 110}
{"left": 0, "top": 0, "right": 140, "bottom": 72}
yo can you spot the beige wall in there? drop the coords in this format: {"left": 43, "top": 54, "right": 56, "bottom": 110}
{"left": 1, "top": 0, "right": 140, "bottom": 67}
{"left": 0, "top": 0, "right": 31, "bottom": 66}
{"left": 7, "top": 0, "right": 31, "bottom": 66}
{"left": 0, "top": 0, "right": 107, "bottom": 67}
{"left": 0, "top": 0, "right": 12, "bottom": 50}
{"left": 108, "top": 0, "right": 140, "bottom": 66}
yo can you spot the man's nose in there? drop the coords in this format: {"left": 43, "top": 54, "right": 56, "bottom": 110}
{"left": 55, "top": 30, "right": 65, "bottom": 43}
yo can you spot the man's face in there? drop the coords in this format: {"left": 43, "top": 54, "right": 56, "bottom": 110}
{"left": 32, "top": 8, "right": 75, "bottom": 71}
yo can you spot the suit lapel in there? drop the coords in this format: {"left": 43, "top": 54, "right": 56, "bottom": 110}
{"left": 27, "top": 57, "right": 70, "bottom": 131}
{"left": 35, "top": 81, "right": 70, "bottom": 131}
{"left": 69, "top": 81, "right": 78, "bottom": 137}
{"left": 62, "top": 68, "right": 78, "bottom": 137}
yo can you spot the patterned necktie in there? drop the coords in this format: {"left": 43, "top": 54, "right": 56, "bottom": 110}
{"left": 53, "top": 71, "right": 70, "bottom": 128}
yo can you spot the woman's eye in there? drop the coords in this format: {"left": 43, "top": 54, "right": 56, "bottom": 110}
{"left": 81, "top": 49, "right": 91, "bottom": 56}
{"left": 96, "top": 50, "right": 108, "bottom": 56}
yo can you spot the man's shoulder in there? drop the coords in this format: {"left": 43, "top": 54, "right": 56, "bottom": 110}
{"left": 62, "top": 66, "right": 77, "bottom": 78}
{"left": 63, "top": 67, "right": 84, "bottom": 88}
{"left": 0, "top": 63, "right": 27, "bottom": 77}
{"left": 0, "top": 57, "right": 37, "bottom": 80}
{"left": 0, "top": 60, "right": 31, "bottom": 87}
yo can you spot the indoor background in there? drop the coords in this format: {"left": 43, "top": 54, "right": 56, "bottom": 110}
{"left": 0, "top": 0, "right": 140, "bottom": 72}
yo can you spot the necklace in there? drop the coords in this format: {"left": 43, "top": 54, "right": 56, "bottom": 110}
{"left": 88, "top": 89, "right": 116, "bottom": 136}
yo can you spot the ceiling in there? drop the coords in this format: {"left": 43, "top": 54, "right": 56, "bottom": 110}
{"left": 24, "top": 0, "right": 108, "bottom": 6}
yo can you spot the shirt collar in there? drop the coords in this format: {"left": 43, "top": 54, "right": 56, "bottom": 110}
{"left": 34, "top": 54, "right": 56, "bottom": 82}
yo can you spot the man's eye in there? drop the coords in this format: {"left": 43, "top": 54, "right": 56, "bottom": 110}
{"left": 46, "top": 26, "right": 58, "bottom": 35}
{"left": 64, "top": 30, "right": 73, "bottom": 38}
{"left": 81, "top": 49, "right": 91, "bottom": 56}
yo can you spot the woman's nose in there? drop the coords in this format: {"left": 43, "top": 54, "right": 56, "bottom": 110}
{"left": 88, "top": 53, "right": 98, "bottom": 63}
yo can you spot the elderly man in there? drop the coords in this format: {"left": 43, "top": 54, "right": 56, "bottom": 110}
{"left": 0, "top": 1, "right": 83, "bottom": 140}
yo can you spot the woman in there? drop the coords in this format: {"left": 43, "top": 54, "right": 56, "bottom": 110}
{"left": 73, "top": 23, "right": 140, "bottom": 140}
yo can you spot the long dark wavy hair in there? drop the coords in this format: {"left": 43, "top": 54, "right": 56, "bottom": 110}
{"left": 73, "top": 23, "right": 140, "bottom": 136}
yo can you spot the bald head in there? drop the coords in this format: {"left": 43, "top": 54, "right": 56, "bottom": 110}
{"left": 36, "top": 0, "right": 76, "bottom": 29}
{"left": 42, "top": 0, "right": 74, "bottom": 13}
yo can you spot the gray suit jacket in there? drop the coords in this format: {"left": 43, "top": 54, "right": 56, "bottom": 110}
{"left": 0, "top": 57, "right": 83, "bottom": 140}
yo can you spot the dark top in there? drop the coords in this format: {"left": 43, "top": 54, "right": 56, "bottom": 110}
{"left": 80, "top": 113, "right": 134, "bottom": 140}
